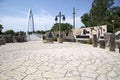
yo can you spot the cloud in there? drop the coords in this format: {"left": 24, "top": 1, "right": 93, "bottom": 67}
{"left": 0, "top": 9, "right": 84, "bottom": 32}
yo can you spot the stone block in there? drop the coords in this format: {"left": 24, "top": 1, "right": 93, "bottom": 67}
{"left": 99, "top": 40, "right": 105, "bottom": 49}
{"left": 4, "top": 35, "right": 13, "bottom": 43}
{"left": 57, "top": 38, "right": 63, "bottom": 43}
{"left": 109, "top": 34, "right": 115, "bottom": 51}
{"left": 92, "top": 35, "right": 98, "bottom": 47}
{"left": 0, "top": 35, "right": 6, "bottom": 45}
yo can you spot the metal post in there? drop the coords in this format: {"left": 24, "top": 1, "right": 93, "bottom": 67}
{"left": 112, "top": 20, "right": 115, "bottom": 34}
{"left": 72, "top": 8, "right": 75, "bottom": 29}
{"left": 59, "top": 12, "right": 61, "bottom": 38}
{"left": 55, "top": 12, "right": 65, "bottom": 38}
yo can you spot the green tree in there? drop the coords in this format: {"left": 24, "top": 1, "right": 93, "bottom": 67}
{"left": 81, "top": 0, "right": 120, "bottom": 32}
{"left": 90, "top": 0, "right": 114, "bottom": 26}
{"left": 51, "top": 23, "right": 72, "bottom": 32}
{"left": 4, "top": 29, "right": 15, "bottom": 35}
{"left": 36, "top": 30, "right": 45, "bottom": 34}
{"left": 81, "top": 0, "right": 114, "bottom": 26}
{"left": 111, "top": 7, "right": 120, "bottom": 32}
{"left": 0, "top": 24, "right": 3, "bottom": 34}
{"left": 81, "top": 13, "right": 91, "bottom": 27}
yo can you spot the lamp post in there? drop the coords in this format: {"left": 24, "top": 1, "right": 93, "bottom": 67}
{"left": 55, "top": 12, "right": 65, "bottom": 38}
{"left": 109, "top": 19, "right": 116, "bottom": 51}
{"left": 72, "top": 8, "right": 76, "bottom": 29}
{"left": 111, "top": 20, "right": 115, "bottom": 34}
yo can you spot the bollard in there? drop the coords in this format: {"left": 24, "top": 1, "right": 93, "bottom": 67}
{"left": 118, "top": 43, "right": 120, "bottom": 53}
{"left": 109, "top": 34, "right": 115, "bottom": 51}
{"left": 99, "top": 40, "right": 105, "bottom": 49}
{"left": 92, "top": 35, "right": 98, "bottom": 47}
{"left": 57, "top": 38, "right": 63, "bottom": 43}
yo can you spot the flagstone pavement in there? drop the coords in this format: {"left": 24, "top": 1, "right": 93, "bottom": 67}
{"left": 0, "top": 41, "right": 120, "bottom": 80}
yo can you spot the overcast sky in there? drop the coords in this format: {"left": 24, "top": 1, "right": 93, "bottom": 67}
{"left": 0, "top": 0, "right": 120, "bottom": 32}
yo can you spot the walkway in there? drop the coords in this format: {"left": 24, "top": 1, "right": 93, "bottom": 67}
{"left": 0, "top": 41, "right": 120, "bottom": 80}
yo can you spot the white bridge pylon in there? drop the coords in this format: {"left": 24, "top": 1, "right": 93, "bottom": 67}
{"left": 27, "top": 9, "right": 35, "bottom": 33}
{"left": 26, "top": 9, "right": 41, "bottom": 41}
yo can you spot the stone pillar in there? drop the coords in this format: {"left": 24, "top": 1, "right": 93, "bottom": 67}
{"left": 99, "top": 40, "right": 105, "bottom": 49}
{"left": 109, "top": 34, "right": 115, "bottom": 51}
{"left": 57, "top": 34, "right": 63, "bottom": 43}
{"left": 92, "top": 35, "right": 98, "bottom": 47}
{"left": 118, "top": 43, "right": 120, "bottom": 53}
{"left": 12, "top": 36, "right": 17, "bottom": 43}
{"left": 0, "top": 36, "right": 6, "bottom": 45}
{"left": 57, "top": 38, "right": 63, "bottom": 43}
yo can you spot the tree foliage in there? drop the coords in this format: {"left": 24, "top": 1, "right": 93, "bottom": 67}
{"left": 81, "top": 0, "right": 120, "bottom": 32}
{"left": 36, "top": 30, "right": 46, "bottom": 34}
{"left": 4, "top": 29, "right": 15, "bottom": 35}
{"left": 81, "top": 13, "right": 91, "bottom": 27}
{"left": 51, "top": 23, "right": 72, "bottom": 32}
{"left": 0, "top": 24, "right": 3, "bottom": 34}
{"left": 111, "top": 7, "right": 120, "bottom": 32}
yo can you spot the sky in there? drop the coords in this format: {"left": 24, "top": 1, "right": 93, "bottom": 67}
{"left": 0, "top": 0, "right": 120, "bottom": 32}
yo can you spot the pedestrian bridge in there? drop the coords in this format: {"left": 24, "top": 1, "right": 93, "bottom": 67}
{"left": 27, "top": 33, "right": 42, "bottom": 41}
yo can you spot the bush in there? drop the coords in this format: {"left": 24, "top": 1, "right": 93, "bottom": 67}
{"left": 53, "top": 37, "right": 57, "bottom": 41}
{"left": 88, "top": 39, "right": 92, "bottom": 44}
{"left": 80, "top": 40, "right": 88, "bottom": 44}
{"left": 4, "top": 30, "right": 15, "bottom": 35}
{"left": 80, "top": 39, "right": 92, "bottom": 44}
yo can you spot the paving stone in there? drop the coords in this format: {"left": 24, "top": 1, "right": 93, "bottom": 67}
{"left": 86, "top": 65, "right": 98, "bottom": 71}
{"left": 14, "top": 66, "right": 27, "bottom": 73}
{"left": 52, "top": 68, "right": 67, "bottom": 74}
{"left": 6, "top": 71, "right": 26, "bottom": 80}
{"left": 0, "top": 74, "right": 12, "bottom": 80}
{"left": 81, "top": 77, "right": 94, "bottom": 80}
{"left": 26, "top": 68, "right": 37, "bottom": 74}
{"left": 63, "top": 63, "right": 77, "bottom": 70}
{"left": 0, "top": 41, "right": 120, "bottom": 80}
{"left": 38, "top": 66, "right": 51, "bottom": 71}
{"left": 42, "top": 71, "right": 64, "bottom": 78}
{"left": 96, "top": 75, "right": 107, "bottom": 80}
{"left": 70, "top": 70, "right": 80, "bottom": 76}
{"left": 59, "top": 77, "right": 80, "bottom": 80}
{"left": 107, "top": 71, "right": 118, "bottom": 78}
{"left": 23, "top": 74, "right": 42, "bottom": 80}
{"left": 78, "top": 65, "right": 86, "bottom": 72}
{"left": 81, "top": 72, "right": 98, "bottom": 79}
{"left": 54, "top": 64, "right": 63, "bottom": 69}
{"left": 96, "top": 64, "right": 112, "bottom": 75}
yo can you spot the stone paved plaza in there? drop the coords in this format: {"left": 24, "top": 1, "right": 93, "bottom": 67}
{"left": 0, "top": 41, "right": 120, "bottom": 80}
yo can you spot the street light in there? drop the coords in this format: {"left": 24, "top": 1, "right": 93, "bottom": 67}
{"left": 55, "top": 12, "right": 65, "bottom": 38}
{"left": 111, "top": 20, "right": 115, "bottom": 34}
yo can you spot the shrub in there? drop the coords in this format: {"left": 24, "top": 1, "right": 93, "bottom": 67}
{"left": 80, "top": 40, "right": 88, "bottom": 44}
{"left": 53, "top": 37, "right": 57, "bottom": 41}
{"left": 80, "top": 39, "right": 92, "bottom": 44}
{"left": 88, "top": 39, "right": 92, "bottom": 44}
